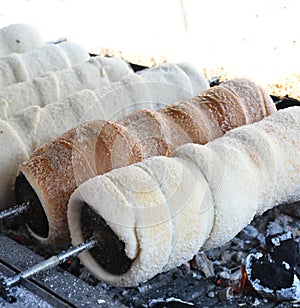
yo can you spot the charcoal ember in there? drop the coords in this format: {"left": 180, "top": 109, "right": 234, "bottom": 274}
{"left": 207, "top": 290, "right": 215, "bottom": 298}
{"left": 60, "top": 256, "right": 81, "bottom": 276}
{"left": 266, "top": 231, "right": 299, "bottom": 267}
{"left": 218, "top": 286, "right": 236, "bottom": 301}
{"left": 272, "top": 95, "right": 300, "bottom": 109}
{"left": 79, "top": 267, "right": 99, "bottom": 286}
{"left": 148, "top": 297, "right": 194, "bottom": 307}
{"left": 179, "top": 263, "right": 191, "bottom": 275}
{"left": 279, "top": 201, "right": 300, "bottom": 219}
{"left": 231, "top": 237, "right": 245, "bottom": 250}
{"left": 190, "top": 252, "right": 215, "bottom": 278}
{"left": 266, "top": 221, "right": 286, "bottom": 238}
{"left": 173, "top": 263, "right": 191, "bottom": 278}
{"left": 215, "top": 266, "right": 242, "bottom": 288}
{"left": 245, "top": 231, "right": 300, "bottom": 301}
{"left": 208, "top": 76, "right": 221, "bottom": 87}
{"left": 256, "top": 233, "right": 266, "bottom": 249}
{"left": 221, "top": 251, "right": 232, "bottom": 263}
{"left": 239, "top": 225, "right": 258, "bottom": 240}
{"left": 205, "top": 242, "right": 231, "bottom": 261}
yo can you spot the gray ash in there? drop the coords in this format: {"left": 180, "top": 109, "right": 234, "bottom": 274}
{"left": 1, "top": 202, "right": 300, "bottom": 307}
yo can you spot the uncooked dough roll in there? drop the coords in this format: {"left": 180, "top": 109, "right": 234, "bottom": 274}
{"left": 68, "top": 107, "right": 300, "bottom": 286}
{"left": 0, "top": 41, "right": 89, "bottom": 87}
{"left": 0, "top": 56, "right": 133, "bottom": 119}
{"left": 0, "top": 24, "right": 44, "bottom": 57}
{"left": 0, "top": 62, "right": 209, "bottom": 209}
{"left": 16, "top": 78, "right": 276, "bottom": 247}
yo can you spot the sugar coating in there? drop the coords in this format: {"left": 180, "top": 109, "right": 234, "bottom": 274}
{"left": 63, "top": 81, "right": 282, "bottom": 286}
{"left": 68, "top": 107, "right": 300, "bottom": 286}
{"left": 21, "top": 78, "right": 274, "bottom": 247}
{"left": 0, "top": 42, "right": 89, "bottom": 87}
{"left": 175, "top": 107, "right": 300, "bottom": 251}
{"left": 0, "top": 62, "right": 209, "bottom": 210}
{"left": 0, "top": 24, "right": 44, "bottom": 57}
{"left": 221, "top": 78, "right": 276, "bottom": 123}
{"left": 0, "top": 56, "right": 133, "bottom": 119}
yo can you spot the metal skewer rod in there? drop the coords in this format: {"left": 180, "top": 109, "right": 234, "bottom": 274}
{"left": 46, "top": 37, "right": 67, "bottom": 45}
{"left": 0, "top": 238, "right": 97, "bottom": 302}
{"left": 0, "top": 203, "right": 28, "bottom": 221}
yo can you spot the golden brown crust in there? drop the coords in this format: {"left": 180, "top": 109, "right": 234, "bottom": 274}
{"left": 195, "top": 86, "right": 247, "bottom": 133}
{"left": 220, "top": 78, "right": 276, "bottom": 123}
{"left": 118, "top": 109, "right": 171, "bottom": 158}
{"left": 94, "top": 121, "right": 143, "bottom": 174}
{"left": 19, "top": 139, "right": 78, "bottom": 246}
{"left": 258, "top": 85, "right": 277, "bottom": 116}
{"left": 19, "top": 120, "right": 144, "bottom": 246}
{"left": 18, "top": 78, "right": 277, "bottom": 247}
{"left": 161, "top": 101, "right": 208, "bottom": 144}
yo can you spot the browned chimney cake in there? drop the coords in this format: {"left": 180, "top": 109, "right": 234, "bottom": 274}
{"left": 17, "top": 78, "right": 276, "bottom": 247}
{"left": 0, "top": 62, "right": 209, "bottom": 210}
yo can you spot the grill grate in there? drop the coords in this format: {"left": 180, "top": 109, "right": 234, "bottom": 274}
{"left": 0, "top": 234, "right": 122, "bottom": 307}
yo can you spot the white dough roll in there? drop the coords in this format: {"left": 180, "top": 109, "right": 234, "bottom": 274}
{"left": 174, "top": 107, "right": 300, "bottom": 250}
{"left": 137, "top": 156, "right": 214, "bottom": 271}
{"left": 175, "top": 141, "right": 260, "bottom": 250}
{"left": 68, "top": 156, "right": 213, "bottom": 286}
{"left": 137, "top": 62, "right": 209, "bottom": 105}
{"left": 17, "top": 77, "right": 276, "bottom": 247}
{"left": 0, "top": 24, "right": 44, "bottom": 57}
{"left": 0, "top": 62, "right": 208, "bottom": 209}
{"left": 0, "top": 56, "right": 133, "bottom": 119}
{"left": 68, "top": 107, "right": 300, "bottom": 286}
{"left": 103, "top": 62, "right": 209, "bottom": 121}
{"left": 0, "top": 42, "right": 89, "bottom": 87}
{"left": 0, "top": 121, "right": 29, "bottom": 205}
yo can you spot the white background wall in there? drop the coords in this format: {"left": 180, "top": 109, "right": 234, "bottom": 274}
{"left": 0, "top": 0, "right": 299, "bottom": 87}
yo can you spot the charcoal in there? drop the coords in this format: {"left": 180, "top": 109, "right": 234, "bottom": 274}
{"left": 148, "top": 297, "right": 194, "bottom": 307}
{"left": 239, "top": 225, "right": 258, "bottom": 240}
{"left": 245, "top": 232, "right": 300, "bottom": 301}
{"left": 208, "top": 76, "right": 221, "bottom": 87}
{"left": 190, "top": 252, "right": 215, "bottom": 278}
{"left": 218, "top": 286, "right": 235, "bottom": 301}
{"left": 266, "top": 231, "right": 299, "bottom": 267}
{"left": 2, "top": 175, "right": 300, "bottom": 306}
{"left": 272, "top": 95, "right": 300, "bottom": 109}
{"left": 280, "top": 202, "right": 300, "bottom": 219}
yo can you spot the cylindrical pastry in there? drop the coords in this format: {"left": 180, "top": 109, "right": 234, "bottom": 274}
{"left": 0, "top": 56, "right": 133, "bottom": 119}
{"left": 17, "top": 78, "right": 276, "bottom": 246}
{"left": 0, "top": 62, "right": 209, "bottom": 210}
{"left": 67, "top": 107, "right": 300, "bottom": 286}
{"left": 0, "top": 24, "right": 44, "bottom": 57}
{"left": 0, "top": 41, "right": 89, "bottom": 87}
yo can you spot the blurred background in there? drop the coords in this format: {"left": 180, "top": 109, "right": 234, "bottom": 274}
{"left": 0, "top": 0, "right": 299, "bottom": 97}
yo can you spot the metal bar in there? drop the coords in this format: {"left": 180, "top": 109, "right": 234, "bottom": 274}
{"left": 0, "top": 234, "right": 121, "bottom": 306}
{"left": 46, "top": 37, "right": 67, "bottom": 45}
{"left": 0, "top": 203, "right": 28, "bottom": 220}
{"left": 0, "top": 238, "right": 97, "bottom": 301}
{"left": 0, "top": 262, "right": 77, "bottom": 306}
